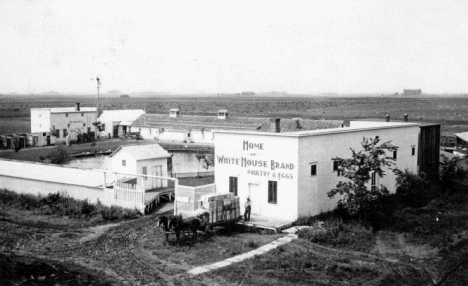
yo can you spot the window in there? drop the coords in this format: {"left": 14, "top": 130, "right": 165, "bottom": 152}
{"left": 268, "top": 181, "right": 277, "bottom": 204}
{"left": 102, "top": 124, "right": 106, "bottom": 131}
{"left": 81, "top": 113, "right": 84, "bottom": 117}
{"left": 122, "top": 160, "right": 126, "bottom": 166}
{"left": 43, "top": 133, "right": 46, "bottom": 136}
{"left": 66, "top": 113, "right": 68, "bottom": 117}
{"left": 333, "top": 160, "right": 339, "bottom": 171}
{"left": 67, "top": 124, "right": 70, "bottom": 127}
{"left": 411, "top": 146, "right": 416, "bottom": 156}
{"left": 229, "top": 176, "right": 238, "bottom": 196}
{"left": 39, "top": 124, "right": 42, "bottom": 128}
{"left": 83, "top": 123, "right": 86, "bottom": 127}
{"left": 310, "top": 163, "right": 317, "bottom": 176}
{"left": 149, "top": 129, "right": 152, "bottom": 135}
{"left": 332, "top": 159, "right": 341, "bottom": 176}
{"left": 63, "top": 129, "right": 68, "bottom": 138}
{"left": 143, "top": 166, "right": 147, "bottom": 180}
{"left": 393, "top": 150, "right": 397, "bottom": 160}
{"left": 187, "top": 133, "right": 191, "bottom": 137}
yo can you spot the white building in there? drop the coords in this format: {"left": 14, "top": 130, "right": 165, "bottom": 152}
{"left": 98, "top": 109, "right": 145, "bottom": 138}
{"left": 213, "top": 120, "right": 420, "bottom": 223}
{"left": 131, "top": 110, "right": 346, "bottom": 144}
{"left": 110, "top": 144, "right": 171, "bottom": 190}
{"left": 30, "top": 103, "right": 97, "bottom": 142}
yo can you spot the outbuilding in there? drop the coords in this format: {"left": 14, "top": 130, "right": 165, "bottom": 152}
{"left": 110, "top": 144, "right": 171, "bottom": 191}
{"left": 98, "top": 109, "right": 145, "bottom": 138}
{"left": 213, "top": 120, "right": 420, "bottom": 224}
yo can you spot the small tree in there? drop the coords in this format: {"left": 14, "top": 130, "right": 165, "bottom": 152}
{"left": 47, "top": 145, "right": 70, "bottom": 164}
{"left": 328, "top": 136, "right": 398, "bottom": 217}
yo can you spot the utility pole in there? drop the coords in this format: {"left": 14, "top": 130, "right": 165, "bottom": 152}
{"left": 95, "top": 77, "right": 101, "bottom": 140}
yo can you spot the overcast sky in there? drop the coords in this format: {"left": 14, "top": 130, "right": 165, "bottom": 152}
{"left": 1, "top": 0, "right": 468, "bottom": 95}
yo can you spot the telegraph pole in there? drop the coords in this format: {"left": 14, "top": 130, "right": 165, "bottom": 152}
{"left": 95, "top": 77, "right": 101, "bottom": 140}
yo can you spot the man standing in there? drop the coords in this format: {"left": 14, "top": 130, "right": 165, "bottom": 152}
{"left": 244, "top": 197, "right": 251, "bottom": 221}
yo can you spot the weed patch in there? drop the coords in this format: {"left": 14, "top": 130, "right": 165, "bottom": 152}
{"left": 0, "top": 189, "right": 141, "bottom": 222}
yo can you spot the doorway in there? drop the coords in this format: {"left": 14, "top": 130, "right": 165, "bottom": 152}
{"left": 151, "top": 165, "right": 163, "bottom": 189}
{"left": 248, "top": 183, "right": 261, "bottom": 215}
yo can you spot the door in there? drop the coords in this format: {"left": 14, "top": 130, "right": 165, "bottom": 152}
{"left": 46, "top": 136, "right": 50, "bottom": 145}
{"left": 248, "top": 183, "right": 261, "bottom": 215}
{"left": 151, "top": 165, "right": 163, "bottom": 189}
{"left": 113, "top": 125, "right": 119, "bottom": 138}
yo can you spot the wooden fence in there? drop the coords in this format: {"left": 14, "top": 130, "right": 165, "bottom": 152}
{"left": 114, "top": 182, "right": 145, "bottom": 212}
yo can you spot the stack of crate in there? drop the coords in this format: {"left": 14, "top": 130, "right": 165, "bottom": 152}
{"left": 199, "top": 193, "right": 241, "bottom": 224}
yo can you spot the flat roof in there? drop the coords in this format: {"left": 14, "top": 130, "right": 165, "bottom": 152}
{"left": 31, "top": 107, "right": 97, "bottom": 113}
{"left": 131, "top": 114, "right": 344, "bottom": 132}
{"left": 214, "top": 122, "right": 419, "bottom": 138}
{"left": 351, "top": 118, "right": 440, "bottom": 127}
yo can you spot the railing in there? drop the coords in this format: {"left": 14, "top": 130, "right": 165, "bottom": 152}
{"left": 114, "top": 182, "right": 145, "bottom": 211}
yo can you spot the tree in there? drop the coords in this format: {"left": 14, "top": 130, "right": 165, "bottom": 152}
{"left": 47, "top": 145, "right": 70, "bottom": 164}
{"left": 195, "top": 154, "right": 215, "bottom": 170}
{"left": 327, "top": 136, "right": 398, "bottom": 217}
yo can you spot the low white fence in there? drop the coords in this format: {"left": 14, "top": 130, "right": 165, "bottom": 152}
{"left": 113, "top": 182, "right": 145, "bottom": 212}
{"left": 0, "top": 159, "right": 176, "bottom": 214}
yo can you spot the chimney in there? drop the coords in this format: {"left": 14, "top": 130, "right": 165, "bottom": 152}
{"left": 270, "top": 118, "right": 281, "bottom": 133}
{"left": 385, "top": 115, "right": 390, "bottom": 122}
{"left": 75, "top": 103, "right": 80, "bottom": 111}
{"left": 404, "top": 114, "right": 408, "bottom": 122}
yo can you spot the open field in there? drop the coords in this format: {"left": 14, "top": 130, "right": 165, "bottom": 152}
{"left": 1, "top": 95, "right": 468, "bottom": 135}
{"left": 0, "top": 199, "right": 459, "bottom": 286}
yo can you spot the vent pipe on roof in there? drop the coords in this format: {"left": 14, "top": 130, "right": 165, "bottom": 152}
{"left": 385, "top": 115, "right": 390, "bottom": 122}
{"left": 75, "top": 103, "right": 80, "bottom": 111}
{"left": 270, "top": 118, "right": 281, "bottom": 133}
{"left": 404, "top": 114, "right": 408, "bottom": 122}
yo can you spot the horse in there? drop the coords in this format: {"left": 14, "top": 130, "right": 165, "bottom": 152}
{"left": 158, "top": 215, "right": 201, "bottom": 246}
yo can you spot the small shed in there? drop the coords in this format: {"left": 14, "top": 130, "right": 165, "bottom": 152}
{"left": 218, "top": 110, "right": 229, "bottom": 120}
{"left": 169, "top": 109, "right": 180, "bottom": 118}
{"left": 110, "top": 144, "right": 171, "bottom": 190}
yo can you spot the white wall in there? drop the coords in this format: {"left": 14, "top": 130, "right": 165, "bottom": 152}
{"left": 214, "top": 124, "right": 420, "bottom": 222}
{"left": 111, "top": 151, "right": 138, "bottom": 178}
{"left": 31, "top": 109, "right": 51, "bottom": 133}
{"left": 296, "top": 124, "right": 419, "bottom": 217}
{"left": 0, "top": 159, "right": 145, "bottom": 212}
{"left": 136, "top": 158, "right": 169, "bottom": 190}
{"left": 214, "top": 133, "right": 299, "bottom": 222}
{"left": 50, "top": 112, "right": 96, "bottom": 140}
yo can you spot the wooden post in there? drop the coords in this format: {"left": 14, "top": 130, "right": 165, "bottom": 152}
{"left": 174, "top": 179, "right": 178, "bottom": 216}
{"left": 102, "top": 171, "right": 107, "bottom": 191}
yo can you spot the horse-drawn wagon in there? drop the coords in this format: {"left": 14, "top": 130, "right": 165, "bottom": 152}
{"left": 159, "top": 192, "right": 242, "bottom": 245}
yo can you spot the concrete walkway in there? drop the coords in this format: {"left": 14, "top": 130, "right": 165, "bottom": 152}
{"left": 187, "top": 232, "right": 298, "bottom": 275}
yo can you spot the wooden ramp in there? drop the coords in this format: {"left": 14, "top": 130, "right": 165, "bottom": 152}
{"left": 236, "top": 215, "right": 293, "bottom": 233}
{"left": 144, "top": 187, "right": 175, "bottom": 213}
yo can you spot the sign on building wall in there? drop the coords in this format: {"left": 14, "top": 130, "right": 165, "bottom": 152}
{"left": 216, "top": 140, "right": 295, "bottom": 180}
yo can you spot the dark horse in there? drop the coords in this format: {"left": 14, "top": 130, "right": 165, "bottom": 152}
{"left": 158, "top": 215, "right": 201, "bottom": 246}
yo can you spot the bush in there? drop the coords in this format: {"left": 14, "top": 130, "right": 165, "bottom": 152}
{"left": 46, "top": 146, "right": 70, "bottom": 164}
{"left": 297, "top": 219, "right": 376, "bottom": 253}
{"left": 394, "top": 169, "right": 434, "bottom": 208}
{"left": 0, "top": 190, "right": 141, "bottom": 221}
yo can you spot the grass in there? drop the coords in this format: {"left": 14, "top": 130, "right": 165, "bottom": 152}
{"left": 0, "top": 189, "right": 142, "bottom": 222}
{"left": 178, "top": 176, "right": 214, "bottom": 187}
